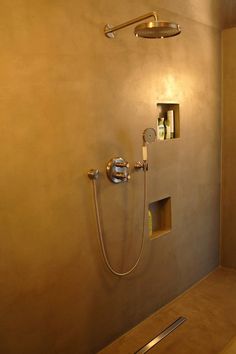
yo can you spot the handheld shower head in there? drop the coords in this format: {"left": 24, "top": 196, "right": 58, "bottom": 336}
{"left": 143, "top": 128, "right": 156, "bottom": 144}
{"left": 142, "top": 128, "right": 156, "bottom": 164}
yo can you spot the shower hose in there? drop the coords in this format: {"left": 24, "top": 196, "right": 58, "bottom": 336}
{"left": 92, "top": 169, "right": 147, "bottom": 277}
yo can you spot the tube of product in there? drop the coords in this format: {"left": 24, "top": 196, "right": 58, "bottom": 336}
{"left": 167, "top": 110, "right": 174, "bottom": 139}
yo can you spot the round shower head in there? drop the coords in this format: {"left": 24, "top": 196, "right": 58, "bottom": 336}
{"left": 143, "top": 128, "right": 156, "bottom": 144}
{"left": 134, "top": 21, "right": 181, "bottom": 39}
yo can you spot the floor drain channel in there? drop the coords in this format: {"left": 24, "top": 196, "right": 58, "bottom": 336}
{"left": 134, "top": 316, "right": 187, "bottom": 354}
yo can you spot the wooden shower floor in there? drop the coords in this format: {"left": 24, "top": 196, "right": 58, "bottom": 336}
{"left": 99, "top": 267, "right": 236, "bottom": 354}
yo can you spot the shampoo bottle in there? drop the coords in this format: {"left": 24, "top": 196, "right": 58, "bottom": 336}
{"left": 165, "top": 116, "right": 171, "bottom": 139}
{"left": 167, "top": 110, "right": 175, "bottom": 138}
{"left": 157, "top": 117, "right": 165, "bottom": 140}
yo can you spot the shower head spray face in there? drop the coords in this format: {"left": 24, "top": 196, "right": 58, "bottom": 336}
{"left": 134, "top": 21, "right": 181, "bottom": 39}
{"left": 143, "top": 128, "right": 157, "bottom": 144}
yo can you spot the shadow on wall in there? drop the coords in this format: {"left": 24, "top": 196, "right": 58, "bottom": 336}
{"left": 221, "top": 0, "right": 236, "bottom": 28}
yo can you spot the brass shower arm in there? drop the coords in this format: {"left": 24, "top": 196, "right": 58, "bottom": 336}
{"left": 104, "top": 11, "right": 158, "bottom": 38}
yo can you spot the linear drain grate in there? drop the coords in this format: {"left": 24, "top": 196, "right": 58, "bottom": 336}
{"left": 134, "top": 316, "right": 187, "bottom": 354}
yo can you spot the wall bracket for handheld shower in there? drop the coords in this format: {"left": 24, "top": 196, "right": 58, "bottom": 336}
{"left": 88, "top": 169, "right": 100, "bottom": 180}
{"left": 134, "top": 161, "right": 148, "bottom": 171}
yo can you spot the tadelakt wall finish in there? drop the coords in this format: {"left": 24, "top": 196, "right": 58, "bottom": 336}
{"left": 221, "top": 27, "right": 236, "bottom": 268}
{"left": 221, "top": 0, "right": 236, "bottom": 28}
{"left": 0, "top": 1, "right": 221, "bottom": 353}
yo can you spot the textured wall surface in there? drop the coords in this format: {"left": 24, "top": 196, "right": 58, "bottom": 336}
{"left": 221, "top": 0, "right": 236, "bottom": 28}
{"left": 0, "top": 1, "right": 221, "bottom": 353}
{"left": 221, "top": 27, "right": 236, "bottom": 268}
{"left": 158, "top": 0, "right": 222, "bottom": 28}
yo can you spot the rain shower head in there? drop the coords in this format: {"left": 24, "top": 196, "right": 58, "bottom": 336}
{"left": 104, "top": 11, "right": 181, "bottom": 39}
{"left": 134, "top": 21, "right": 181, "bottom": 39}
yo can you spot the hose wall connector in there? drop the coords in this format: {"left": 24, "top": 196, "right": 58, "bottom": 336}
{"left": 88, "top": 169, "right": 100, "bottom": 180}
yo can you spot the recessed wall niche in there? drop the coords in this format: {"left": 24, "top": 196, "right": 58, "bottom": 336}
{"left": 149, "top": 197, "right": 172, "bottom": 239}
{"left": 156, "top": 103, "right": 180, "bottom": 139}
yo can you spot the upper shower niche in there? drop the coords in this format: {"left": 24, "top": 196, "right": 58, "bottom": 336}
{"left": 104, "top": 11, "right": 181, "bottom": 39}
{"left": 156, "top": 103, "right": 180, "bottom": 140}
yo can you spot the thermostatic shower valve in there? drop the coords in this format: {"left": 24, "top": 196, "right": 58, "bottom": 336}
{"left": 106, "top": 157, "right": 130, "bottom": 183}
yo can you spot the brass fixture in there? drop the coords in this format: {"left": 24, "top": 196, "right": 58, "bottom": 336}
{"left": 134, "top": 161, "right": 148, "bottom": 171}
{"left": 104, "top": 11, "right": 181, "bottom": 39}
{"left": 106, "top": 157, "right": 130, "bottom": 183}
{"left": 88, "top": 169, "right": 99, "bottom": 180}
{"left": 87, "top": 129, "right": 157, "bottom": 276}
{"left": 134, "top": 161, "right": 145, "bottom": 170}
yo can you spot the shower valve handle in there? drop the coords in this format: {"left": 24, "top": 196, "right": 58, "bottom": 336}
{"left": 115, "top": 161, "right": 129, "bottom": 168}
{"left": 113, "top": 171, "right": 130, "bottom": 181}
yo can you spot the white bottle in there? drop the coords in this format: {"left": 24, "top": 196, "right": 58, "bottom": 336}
{"left": 167, "top": 110, "right": 175, "bottom": 139}
{"left": 165, "top": 117, "right": 171, "bottom": 139}
{"left": 157, "top": 117, "right": 165, "bottom": 140}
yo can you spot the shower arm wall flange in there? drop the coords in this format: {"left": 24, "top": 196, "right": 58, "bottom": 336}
{"left": 104, "top": 11, "right": 158, "bottom": 38}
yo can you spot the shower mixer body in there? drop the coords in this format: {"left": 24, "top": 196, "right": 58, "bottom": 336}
{"left": 106, "top": 157, "right": 130, "bottom": 183}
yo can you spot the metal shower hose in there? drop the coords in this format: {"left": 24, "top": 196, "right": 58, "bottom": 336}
{"left": 92, "top": 169, "right": 147, "bottom": 276}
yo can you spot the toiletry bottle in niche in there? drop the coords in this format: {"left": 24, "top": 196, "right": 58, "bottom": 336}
{"left": 157, "top": 117, "right": 165, "bottom": 140}
{"left": 167, "top": 110, "right": 175, "bottom": 138}
{"left": 165, "top": 116, "right": 171, "bottom": 139}
{"left": 148, "top": 210, "right": 152, "bottom": 237}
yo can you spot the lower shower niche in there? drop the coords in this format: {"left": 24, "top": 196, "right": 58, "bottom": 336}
{"left": 149, "top": 197, "right": 172, "bottom": 239}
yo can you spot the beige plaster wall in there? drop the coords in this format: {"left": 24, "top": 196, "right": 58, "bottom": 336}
{"left": 221, "top": 0, "right": 236, "bottom": 28}
{"left": 0, "top": 1, "right": 221, "bottom": 353}
{"left": 221, "top": 27, "right": 236, "bottom": 268}
{"left": 158, "top": 0, "right": 222, "bottom": 28}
